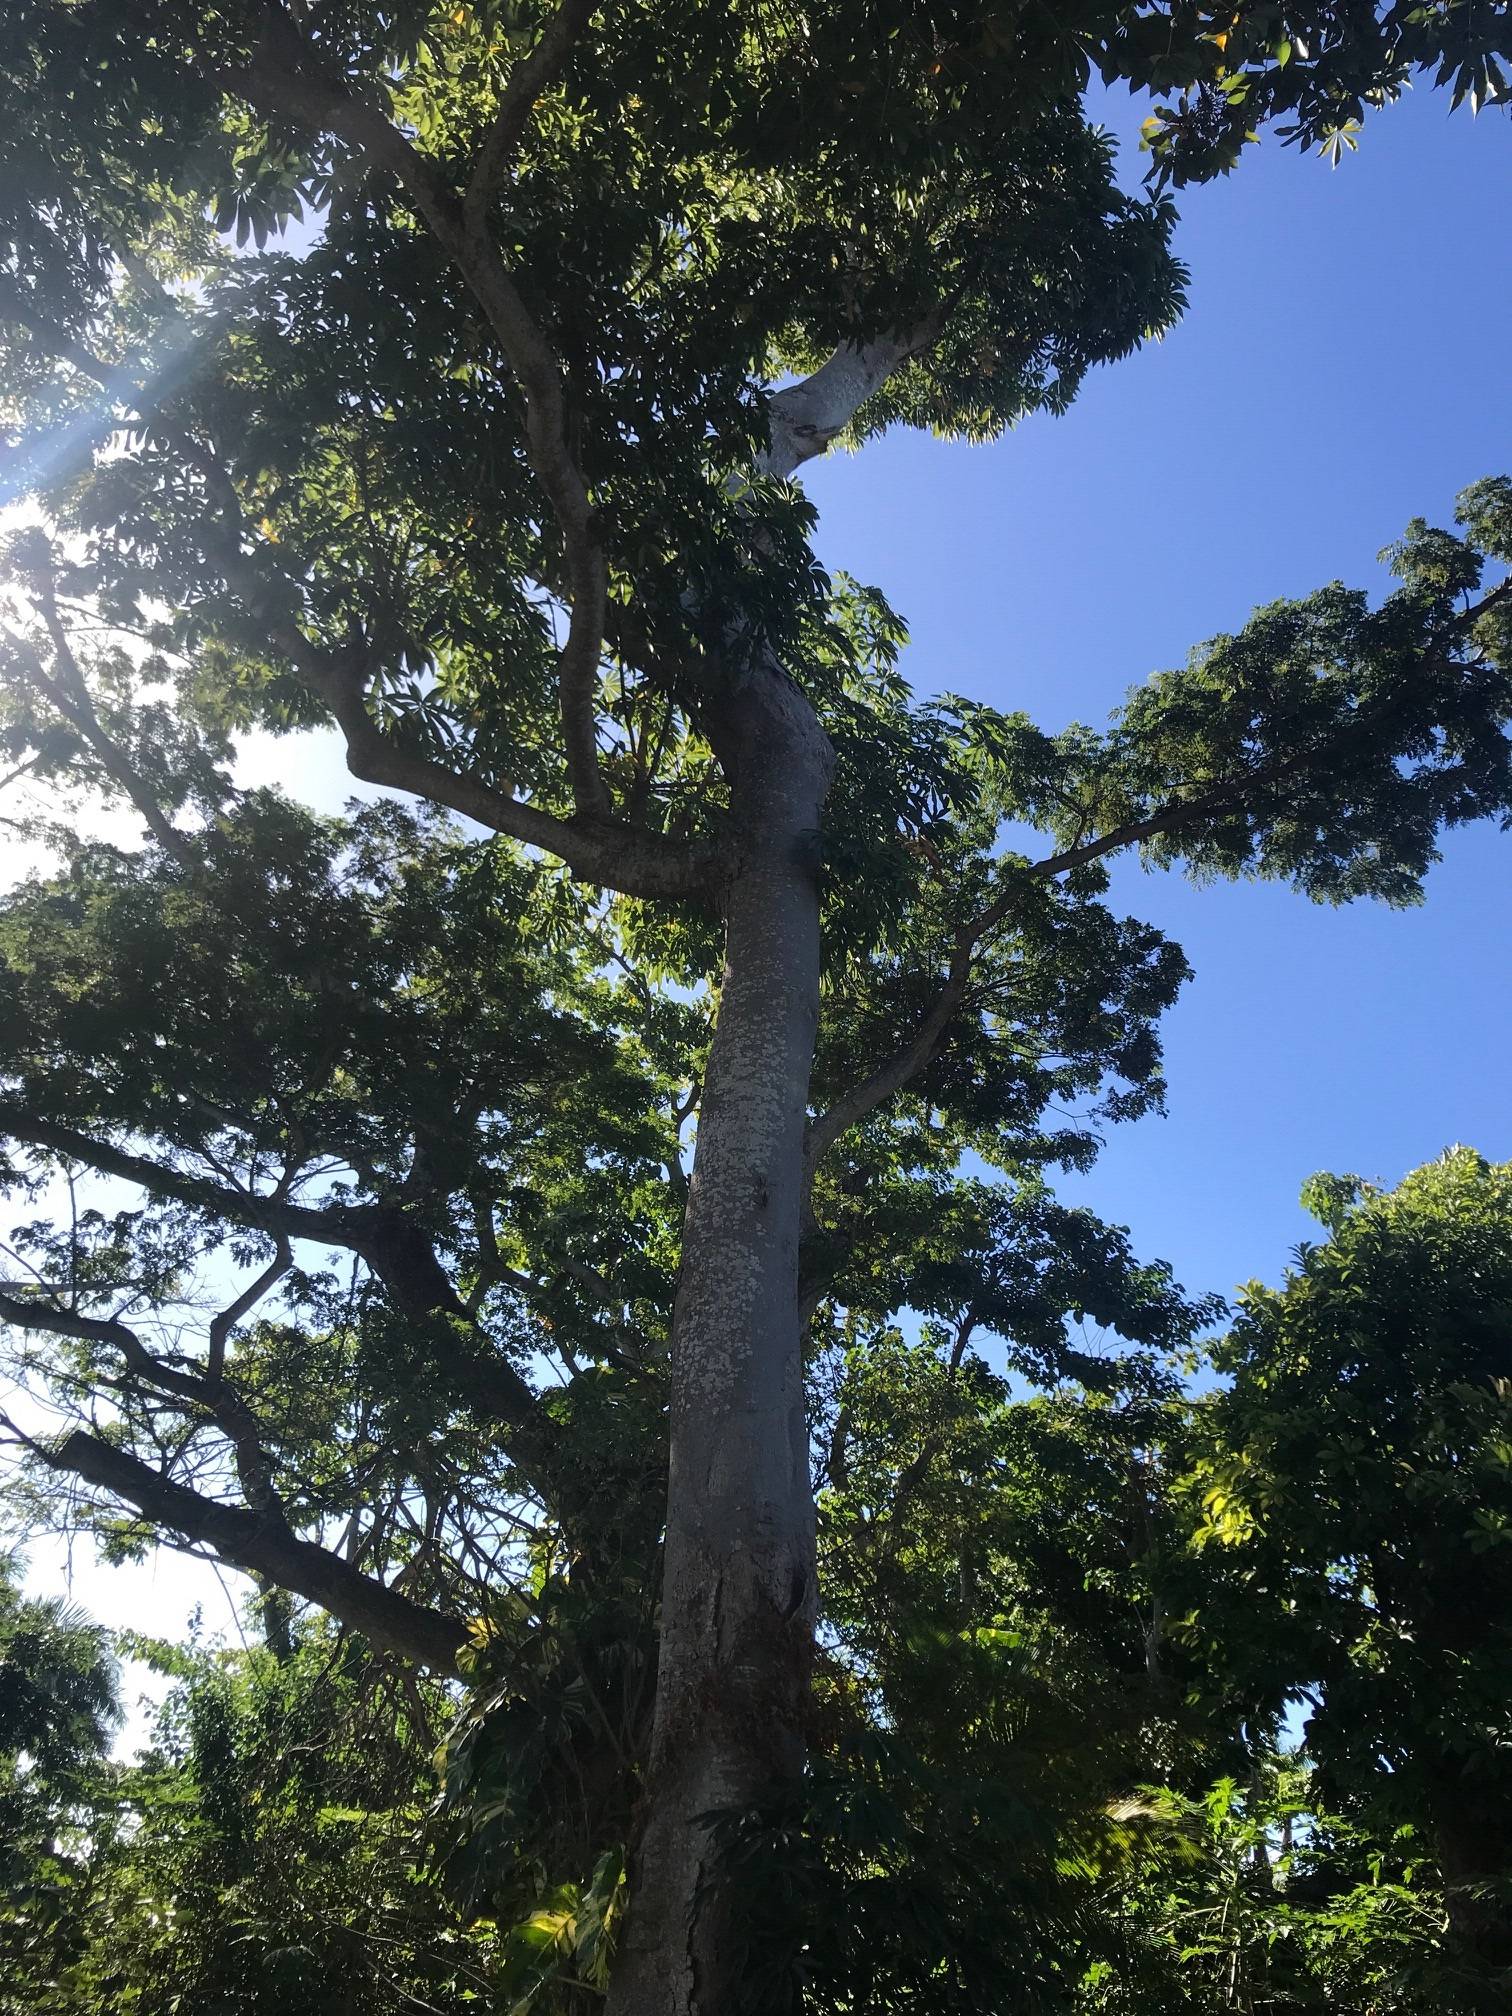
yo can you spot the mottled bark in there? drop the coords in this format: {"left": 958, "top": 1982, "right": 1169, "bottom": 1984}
{"left": 605, "top": 663, "right": 833, "bottom": 2016}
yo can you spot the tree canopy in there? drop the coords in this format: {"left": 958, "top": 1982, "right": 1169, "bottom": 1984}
{"left": 1, "top": 2, "right": 1510, "bottom": 2010}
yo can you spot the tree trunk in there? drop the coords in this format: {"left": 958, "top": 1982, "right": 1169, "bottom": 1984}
{"left": 1430, "top": 1787, "right": 1512, "bottom": 1975}
{"left": 605, "top": 661, "right": 833, "bottom": 2016}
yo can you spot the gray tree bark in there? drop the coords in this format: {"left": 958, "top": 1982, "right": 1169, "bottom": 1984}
{"left": 603, "top": 328, "right": 944, "bottom": 2016}
{"left": 605, "top": 661, "right": 833, "bottom": 2016}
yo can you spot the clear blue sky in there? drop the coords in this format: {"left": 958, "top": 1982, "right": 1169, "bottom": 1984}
{"left": 805, "top": 89, "right": 1512, "bottom": 1317}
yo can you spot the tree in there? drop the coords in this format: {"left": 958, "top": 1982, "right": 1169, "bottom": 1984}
{"left": 1, "top": 3, "right": 1509, "bottom": 2007}
{"left": 0, "top": 1561, "right": 120, "bottom": 2007}
{"left": 0, "top": 1600, "right": 512, "bottom": 2015}
{"left": 1186, "top": 1150, "right": 1512, "bottom": 2001}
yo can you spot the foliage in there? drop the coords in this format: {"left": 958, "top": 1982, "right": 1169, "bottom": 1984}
{"left": 4, "top": 1623, "right": 505, "bottom": 2016}
{"left": 0, "top": 1, "right": 1508, "bottom": 2008}
{"left": 0, "top": 1561, "right": 120, "bottom": 2010}
{"left": 1184, "top": 1150, "right": 1512, "bottom": 1999}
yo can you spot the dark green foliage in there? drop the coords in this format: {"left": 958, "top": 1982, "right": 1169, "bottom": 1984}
{"left": 1186, "top": 1150, "right": 1512, "bottom": 2000}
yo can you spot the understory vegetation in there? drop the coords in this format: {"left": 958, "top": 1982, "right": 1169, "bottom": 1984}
{"left": 6, "top": 1151, "right": 1512, "bottom": 2012}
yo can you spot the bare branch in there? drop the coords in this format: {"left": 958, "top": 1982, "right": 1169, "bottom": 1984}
{"left": 207, "top": 1235, "right": 292, "bottom": 1381}
{"left": 45, "top": 1429, "right": 467, "bottom": 1671}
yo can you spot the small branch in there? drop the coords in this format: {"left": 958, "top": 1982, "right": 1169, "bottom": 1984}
{"left": 823, "top": 1403, "right": 852, "bottom": 1493}
{"left": 1019, "top": 573, "right": 1512, "bottom": 890}
{"left": 805, "top": 937, "right": 974, "bottom": 1177}
{"left": 808, "top": 574, "right": 1512, "bottom": 1173}
{"left": 207, "top": 1236, "right": 292, "bottom": 1381}
{"left": 947, "top": 1308, "right": 979, "bottom": 1374}
{"left": 463, "top": 0, "right": 597, "bottom": 226}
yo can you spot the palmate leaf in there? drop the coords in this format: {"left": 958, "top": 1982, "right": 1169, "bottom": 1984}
{"left": 494, "top": 1848, "right": 627, "bottom": 2014}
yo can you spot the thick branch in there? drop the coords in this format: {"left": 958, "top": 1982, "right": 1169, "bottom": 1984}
{"left": 49, "top": 1429, "right": 466, "bottom": 1672}
{"left": 0, "top": 285, "right": 130, "bottom": 394}
{"left": 239, "top": 4, "right": 610, "bottom": 820}
{"left": 317, "top": 658, "right": 716, "bottom": 897}
{"left": 0, "top": 1289, "right": 141, "bottom": 1355}
{"left": 4, "top": 1283, "right": 288, "bottom": 1516}
{"left": 0, "top": 1105, "right": 406, "bottom": 1271}
{"left": 178, "top": 425, "right": 714, "bottom": 897}
{"left": 761, "top": 317, "right": 946, "bottom": 482}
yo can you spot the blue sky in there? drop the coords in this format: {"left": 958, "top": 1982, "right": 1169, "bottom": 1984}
{"left": 806, "top": 87, "right": 1512, "bottom": 1316}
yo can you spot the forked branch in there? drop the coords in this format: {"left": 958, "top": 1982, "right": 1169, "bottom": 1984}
{"left": 238, "top": 3, "right": 610, "bottom": 820}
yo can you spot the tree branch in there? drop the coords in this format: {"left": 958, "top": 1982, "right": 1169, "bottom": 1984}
{"left": 463, "top": 0, "right": 597, "bottom": 226}
{"left": 314, "top": 651, "right": 716, "bottom": 897}
{"left": 177, "top": 426, "right": 717, "bottom": 898}
{"left": 5, "top": 322, "right": 687, "bottom": 890}
{"left": 237, "top": 3, "right": 611, "bottom": 820}
{"left": 760, "top": 315, "right": 947, "bottom": 481}
{"left": 805, "top": 938, "right": 974, "bottom": 1177}
{"left": 46, "top": 1429, "right": 467, "bottom": 1672}
{"left": 208, "top": 1235, "right": 291, "bottom": 1381}
{"left": 0, "top": 1107, "right": 547, "bottom": 1445}
{"left": 4, "top": 1283, "right": 287, "bottom": 1516}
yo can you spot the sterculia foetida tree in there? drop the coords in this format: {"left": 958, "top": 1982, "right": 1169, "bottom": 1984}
{"left": 1, "top": 3, "right": 1510, "bottom": 2010}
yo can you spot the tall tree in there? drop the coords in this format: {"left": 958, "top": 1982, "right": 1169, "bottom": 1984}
{"left": 1186, "top": 1150, "right": 1512, "bottom": 2000}
{"left": 1, "top": 4, "right": 1509, "bottom": 2007}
